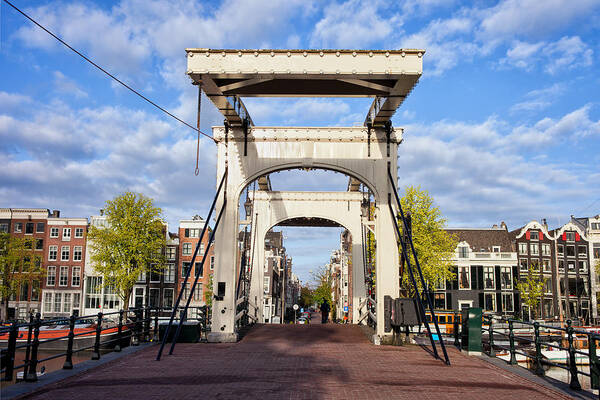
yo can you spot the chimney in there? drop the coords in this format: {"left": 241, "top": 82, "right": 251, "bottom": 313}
{"left": 500, "top": 221, "right": 507, "bottom": 230}
{"left": 51, "top": 210, "right": 60, "bottom": 218}
{"left": 492, "top": 224, "right": 498, "bottom": 228}
{"left": 100, "top": 209, "right": 104, "bottom": 216}
{"left": 542, "top": 218, "right": 548, "bottom": 230}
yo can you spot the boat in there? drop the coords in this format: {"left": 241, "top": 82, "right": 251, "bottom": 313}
{"left": 0, "top": 318, "right": 131, "bottom": 352}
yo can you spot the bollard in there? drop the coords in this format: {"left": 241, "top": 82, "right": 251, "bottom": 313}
{"left": 566, "top": 320, "right": 581, "bottom": 390}
{"left": 588, "top": 333, "right": 599, "bottom": 390}
{"left": 91, "top": 312, "right": 103, "bottom": 360}
{"left": 533, "top": 322, "right": 544, "bottom": 376}
{"left": 63, "top": 314, "right": 76, "bottom": 369}
{"left": 115, "top": 310, "right": 124, "bottom": 352}
{"left": 508, "top": 320, "right": 517, "bottom": 365}
{"left": 453, "top": 313, "right": 459, "bottom": 348}
{"left": 25, "top": 313, "right": 41, "bottom": 382}
{"left": 488, "top": 317, "right": 495, "bottom": 357}
{"left": 3, "top": 323, "right": 18, "bottom": 381}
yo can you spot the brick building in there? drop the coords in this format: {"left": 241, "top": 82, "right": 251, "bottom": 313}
{"left": 41, "top": 217, "right": 88, "bottom": 318}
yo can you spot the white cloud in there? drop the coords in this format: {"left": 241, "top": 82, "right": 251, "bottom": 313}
{"left": 0, "top": 91, "right": 31, "bottom": 109}
{"left": 510, "top": 83, "right": 565, "bottom": 113}
{"left": 501, "top": 36, "right": 593, "bottom": 74}
{"left": 310, "top": 0, "right": 402, "bottom": 48}
{"left": 53, "top": 71, "right": 88, "bottom": 98}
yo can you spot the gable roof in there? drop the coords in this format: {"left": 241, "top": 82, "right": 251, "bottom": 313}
{"left": 445, "top": 228, "right": 513, "bottom": 252}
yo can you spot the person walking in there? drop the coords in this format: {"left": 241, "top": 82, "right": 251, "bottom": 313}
{"left": 320, "top": 299, "right": 330, "bottom": 324}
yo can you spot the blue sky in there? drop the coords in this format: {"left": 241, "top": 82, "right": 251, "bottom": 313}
{"left": 1, "top": 0, "right": 599, "bottom": 284}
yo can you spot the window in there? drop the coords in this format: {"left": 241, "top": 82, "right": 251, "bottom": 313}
{"left": 36, "top": 238, "right": 43, "bottom": 250}
{"left": 59, "top": 266, "right": 69, "bottom": 286}
{"left": 54, "top": 293, "right": 62, "bottom": 312}
{"left": 150, "top": 269, "right": 161, "bottom": 283}
{"left": 434, "top": 277, "right": 446, "bottom": 290}
{"left": 74, "top": 228, "right": 84, "bottom": 238}
{"left": 166, "top": 247, "right": 176, "bottom": 260}
{"left": 542, "top": 244, "right": 551, "bottom": 256}
{"left": 592, "top": 223, "right": 600, "bottom": 230}
{"left": 72, "top": 267, "right": 81, "bottom": 287}
{"left": 459, "top": 267, "right": 470, "bottom": 289}
{"left": 19, "top": 282, "right": 29, "bottom": 301}
{"left": 61, "top": 246, "right": 70, "bottom": 261}
{"left": 182, "top": 243, "right": 192, "bottom": 255}
{"left": 530, "top": 243, "right": 539, "bottom": 256}
{"left": 48, "top": 245, "right": 58, "bottom": 261}
{"left": 568, "top": 261, "right": 576, "bottom": 273}
{"left": 14, "top": 222, "right": 22, "bottom": 233}
{"left": 163, "top": 289, "right": 174, "bottom": 309}
{"left": 544, "top": 278, "right": 552, "bottom": 294}
{"left": 44, "top": 293, "right": 52, "bottom": 312}
{"left": 566, "top": 232, "right": 575, "bottom": 242}
{"left": 559, "top": 260, "right": 565, "bottom": 272}
{"left": 195, "top": 262, "right": 203, "bottom": 277}
{"left": 594, "top": 244, "right": 600, "bottom": 259}
{"left": 578, "top": 261, "right": 587, "bottom": 273}
{"left": 434, "top": 293, "right": 446, "bottom": 309}
{"left": 518, "top": 243, "right": 528, "bottom": 255}
{"left": 103, "top": 284, "right": 119, "bottom": 309}
{"left": 25, "top": 222, "right": 34, "bottom": 234}
{"left": 530, "top": 231, "right": 539, "bottom": 240}
{"left": 30, "top": 280, "right": 40, "bottom": 301}
{"left": 492, "top": 246, "right": 501, "bottom": 253}
{"left": 566, "top": 245, "right": 575, "bottom": 257}
{"left": 50, "top": 227, "right": 59, "bottom": 238}
{"left": 502, "top": 293, "right": 514, "bottom": 312}
{"left": 501, "top": 267, "right": 512, "bottom": 290}
{"left": 63, "top": 228, "right": 71, "bottom": 240}
{"left": 185, "top": 228, "right": 200, "bottom": 238}
{"left": 63, "top": 293, "right": 72, "bottom": 313}
{"left": 194, "top": 285, "right": 202, "bottom": 301}
{"left": 578, "top": 246, "right": 587, "bottom": 256}
{"left": 73, "top": 246, "right": 82, "bottom": 261}
{"left": 182, "top": 262, "right": 191, "bottom": 278}
{"left": 165, "top": 263, "right": 175, "bottom": 283}
{"left": 458, "top": 246, "right": 469, "bottom": 258}
{"left": 137, "top": 271, "right": 146, "bottom": 282}
{"left": 210, "top": 256, "right": 215, "bottom": 270}
{"left": 264, "top": 276, "right": 270, "bottom": 293}
{"left": 484, "top": 293, "right": 495, "bottom": 311}
{"left": 531, "top": 259, "right": 539, "bottom": 271}
{"left": 149, "top": 288, "right": 160, "bottom": 308}
{"left": 85, "top": 276, "right": 102, "bottom": 309}
{"left": 0, "top": 223, "right": 8, "bottom": 233}
{"left": 519, "top": 258, "right": 528, "bottom": 272}
{"left": 47, "top": 266, "right": 56, "bottom": 286}
{"left": 36, "top": 222, "right": 45, "bottom": 233}
{"left": 73, "top": 293, "right": 80, "bottom": 312}
{"left": 483, "top": 266, "right": 495, "bottom": 290}
{"left": 558, "top": 244, "right": 564, "bottom": 256}
{"left": 200, "top": 243, "right": 205, "bottom": 255}
{"left": 542, "top": 259, "right": 551, "bottom": 272}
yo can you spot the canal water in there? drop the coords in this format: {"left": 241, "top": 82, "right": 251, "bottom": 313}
{"left": 0, "top": 349, "right": 90, "bottom": 388}
{"left": 545, "top": 364, "right": 596, "bottom": 392}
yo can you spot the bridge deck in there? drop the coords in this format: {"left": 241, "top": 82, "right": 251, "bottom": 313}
{"left": 19, "top": 323, "right": 570, "bottom": 399}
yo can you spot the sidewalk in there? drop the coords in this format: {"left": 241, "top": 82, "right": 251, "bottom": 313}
{"left": 11, "top": 323, "right": 573, "bottom": 400}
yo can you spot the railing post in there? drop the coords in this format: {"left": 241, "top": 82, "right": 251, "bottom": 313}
{"left": 63, "top": 314, "right": 76, "bottom": 369}
{"left": 25, "top": 313, "right": 41, "bottom": 382}
{"left": 154, "top": 308, "right": 159, "bottom": 341}
{"left": 3, "top": 322, "right": 18, "bottom": 382}
{"left": 144, "top": 307, "right": 150, "bottom": 342}
{"left": 588, "top": 333, "right": 599, "bottom": 390}
{"left": 24, "top": 313, "right": 33, "bottom": 373}
{"left": 533, "top": 322, "right": 544, "bottom": 376}
{"left": 114, "top": 310, "right": 124, "bottom": 352}
{"left": 488, "top": 317, "right": 495, "bottom": 357}
{"left": 453, "top": 312, "right": 459, "bottom": 348}
{"left": 91, "top": 312, "right": 103, "bottom": 360}
{"left": 508, "top": 319, "right": 517, "bottom": 365}
{"left": 566, "top": 320, "right": 581, "bottom": 390}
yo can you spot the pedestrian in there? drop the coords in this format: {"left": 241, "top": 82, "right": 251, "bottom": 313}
{"left": 320, "top": 299, "right": 330, "bottom": 324}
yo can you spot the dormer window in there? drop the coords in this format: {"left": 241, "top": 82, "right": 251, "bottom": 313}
{"left": 530, "top": 231, "right": 539, "bottom": 240}
{"left": 492, "top": 246, "right": 501, "bottom": 253}
{"left": 566, "top": 232, "right": 575, "bottom": 242}
{"left": 458, "top": 246, "right": 469, "bottom": 258}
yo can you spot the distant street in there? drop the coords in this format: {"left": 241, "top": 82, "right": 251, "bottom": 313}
{"left": 19, "top": 322, "right": 570, "bottom": 400}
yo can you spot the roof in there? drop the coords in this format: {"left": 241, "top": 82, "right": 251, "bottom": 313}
{"left": 445, "top": 228, "right": 513, "bottom": 252}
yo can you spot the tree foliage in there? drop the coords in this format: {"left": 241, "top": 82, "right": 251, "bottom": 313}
{"left": 87, "top": 192, "right": 166, "bottom": 310}
{"left": 0, "top": 233, "right": 44, "bottom": 320}
{"left": 399, "top": 186, "right": 457, "bottom": 295}
{"left": 516, "top": 264, "right": 544, "bottom": 319}
{"left": 204, "top": 273, "right": 214, "bottom": 308}
{"left": 298, "top": 286, "right": 313, "bottom": 308}
{"left": 311, "top": 265, "right": 333, "bottom": 306}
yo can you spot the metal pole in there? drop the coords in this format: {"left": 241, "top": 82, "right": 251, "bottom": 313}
{"left": 508, "top": 319, "right": 517, "bottom": 365}
{"left": 488, "top": 317, "right": 495, "bottom": 357}
{"left": 3, "top": 322, "right": 18, "bottom": 381}
{"left": 114, "top": 310, "right": 123, "bottom": 352}
{"left": 25, "top": 313, "right": 41, "bottom": 382}
{"left": 156, "top": 167, "right": 227, "bottom": 361}
{"left": 567, "top": 320, "right": 581, "bottom": 390}
{"left": 533, "top": 322, "right": 544, "bottom": 376}
{"left": 63, "top": 314, "right": 76, "bottom": 369}
{"left": 588, "top": 333, "right": 599, "bottom": 390}
{"left": 91, "top": 312, "right": 103, "bottom": 360}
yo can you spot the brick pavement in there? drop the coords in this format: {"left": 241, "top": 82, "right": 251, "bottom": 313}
{"left": 15, "top": 318, "right": 572, "bottom": 400}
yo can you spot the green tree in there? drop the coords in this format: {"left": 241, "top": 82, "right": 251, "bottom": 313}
{"left": 298, "top": 286, "right": 313, "bottom": 308}
{"left": 311, "top": 265, "right": 333, "bottom": 306}
{"left": 516, "top": 264, "right": 544, "bottom": 319}
{"left": 87, "top": 192, "right": 166, "bottom": 310}
{"left": 398, "top": 186, "right": 457, "bottom": 295}
{"left": 204, "top": 273, "right": 214, "bottom": 308}
{"left": 0, "top": 234, "right": 44, "bottom": 320}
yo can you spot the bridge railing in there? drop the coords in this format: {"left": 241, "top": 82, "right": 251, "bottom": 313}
{"left": 0, "top": 306, "right": 209, "bottom": 384}
{"left": 480, "top": 315, "right": 600, "bottom": 393}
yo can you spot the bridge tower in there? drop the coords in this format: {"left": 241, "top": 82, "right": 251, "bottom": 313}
{"left": 185, "top": 49, "right": 424, "bottom": 342}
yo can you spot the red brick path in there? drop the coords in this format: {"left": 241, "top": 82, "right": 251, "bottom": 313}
{"left": 20, "top": 320, "right": 570, "bottom": 399}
